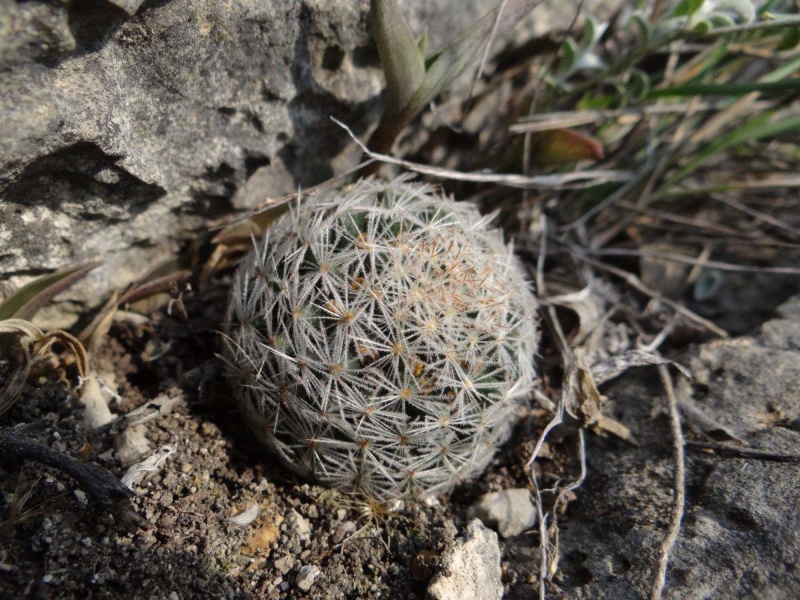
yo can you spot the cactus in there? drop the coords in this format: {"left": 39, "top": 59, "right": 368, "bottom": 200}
{"left": 223, "top": 177, "right": 538, "bottom": 501}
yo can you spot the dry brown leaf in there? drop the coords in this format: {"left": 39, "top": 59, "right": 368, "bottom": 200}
{"left": 564, "top": 348, "right": 603, "bottom": 427}
{"left": 590, "top": 350, "right": 691, "bottom": 386}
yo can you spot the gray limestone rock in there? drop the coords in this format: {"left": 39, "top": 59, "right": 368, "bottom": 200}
{"left": 428, "top": 519, "right": 503, "bottom": 600}
{"left": 503, "top": 294, "right": 800, "bottom": 599}
{"left": 0, "top": 0, "right": 504, "bottom": 324}
{"left": 468, "top": 488, "right": 537, "bottom": 539}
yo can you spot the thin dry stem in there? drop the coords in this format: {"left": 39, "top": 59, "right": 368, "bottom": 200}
{"left": 685, "top": 441, "right": 800, "bottom": 463}
{"left": 579, "top": 256, "right": 729, "bottom": 338}
{"left": 333, "top": 118, "right": 633, "bottom": 189}
{"left": 651, "top": 364, "right": 685, "bottom": 600}
{"left": 613, "top": 201, "right": 744, "bottom": 237}
{"left": 709, "top": 194, "right": 800, "bottom": 239}
{"left": 530, "top": 468, "right": 548, "bottom": 600}
{"left": 511, "top": 101, "right": 773, "bottom": 133}
{"left": 588, "top": 248, "right": 800, "bottom": 275}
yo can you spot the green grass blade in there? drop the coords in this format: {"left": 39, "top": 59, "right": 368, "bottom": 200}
{"left": 666, "top": 111, "right": 800, "bottom": 185}
{"left": 760, "top": 54, "right": 800, "bottom": 83}
{"left": 650, "top": 79, "right": 800, "bottom": 98}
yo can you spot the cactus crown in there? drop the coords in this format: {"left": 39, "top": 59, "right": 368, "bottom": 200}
{"left": 223, "top": 177, "right": 538, "bottom": 500}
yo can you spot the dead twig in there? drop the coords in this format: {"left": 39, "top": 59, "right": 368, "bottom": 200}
{"left": 685, "top": 440, "right": 800, "bottom": 463}
{"left": 333, "top": 117, "right": 633, "bottom": 189}
{"left": 530, "top": 468, "right": 549, "bottom": 600}
{"left": 587, "top": 248, "right": 800, "bottom": 275}
{"left": 651, "top": 364, "right": 686, "bottom": 600}
{"left": 0, "top": 423, "right": 133, "bottom": 506}
{"left": 709, "top": 194, "right": 800, "bottom": 240}
{"left": 526, "top": 213, "right": 595, "bottom": 598}
{"left": 526, "top": 214, "right": 572, "bottom": 473}
{"left": 578, "top": 256, "right": 729, "bottom": 338}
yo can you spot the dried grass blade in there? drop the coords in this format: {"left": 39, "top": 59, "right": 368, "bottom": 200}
{"left": 0, "top": 261, "right": 102, "bottom": 322}
{"left": 579, "top": 256, "right": 729, "bottom": 338}
{"left": 589, "top": 248, "right": 800, "bottom": 275}
{"left": 666, "top": 110, "right": 800, "bottom": 186}
{"left": 651, "top": 364, "right": 686, "bottom": 600}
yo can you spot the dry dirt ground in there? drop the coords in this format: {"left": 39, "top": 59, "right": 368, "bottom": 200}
{"left": 2, "top": 271, "right": 799, "bottom": 599}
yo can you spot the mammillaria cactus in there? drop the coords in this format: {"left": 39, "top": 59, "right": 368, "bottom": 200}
{"left": 223, "top": 177, "right": 538, "bottom": 501}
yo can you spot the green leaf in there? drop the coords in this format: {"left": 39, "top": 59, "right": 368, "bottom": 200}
{"left": 362, "top": 0, "right": 540, "bottom": 164}
{"left": 672, "top": 0, "right": 705, "bottom": 18}
{"left": 777, "top": 27, "right": 800, "bottom": 51}
{"left": 687, "top": 40, "right": 730, "bottom": 83}
{"left": 761, "top": 54, "right": 800, "bottom": 84}
{"left": 708, "top": 0, "right": 755, "bottom": 24}
{"left": 0, "top": 261, "right": 102, "bottom": 322}
{"left": 707, "top": 14, "right": 735, "bottom": 28}
{"left": 577, "top": 94, "right": 615, "bottom": 110}
{"left": 627, "top": 68, "right": 651, "bottom": 101}
{"left": 758, "top": 0, "right": 777, "bottom": 16}
{"left": 407, "top": 0, "right": 540, "bottom": 115}
{"left": 553, "top": 37, "right": 578, "bottom": 79}
{"left": 370, "top": 0, "right": 426, "bottom": 117}
{"left": 580, "top": 16, "right": 601, "bottom": 51}
{"left": 627, "top": 12, "right": 651, "bottom": 49}
{"left": 417, "top": 30, "right": 428, "bottom": 56}
{"left": 692, "top": 18, "right": 712, "bottom": 33}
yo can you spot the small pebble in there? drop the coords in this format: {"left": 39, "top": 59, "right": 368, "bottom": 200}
{"left": 288, "top": 509, "right": 312, "bottom": 541}
{"left": 113, "top": 425, "right": 151, "bottom": 467}
{"left": 333, "top": 521, "right": 356, "bottom": 544}
{"left": 274, "top": 555, "right": 295, "bottom": 575}
{"left": 296, "top": 565, "right": 321, "bottom": 592}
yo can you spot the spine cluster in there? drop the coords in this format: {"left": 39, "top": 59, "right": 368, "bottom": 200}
{"left": 224, "top": 177, "right": 538, "bottom": 500}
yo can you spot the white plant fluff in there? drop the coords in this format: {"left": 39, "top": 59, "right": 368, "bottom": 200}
{"left": 223, "top": 177, "right": 538, "bottom": 500}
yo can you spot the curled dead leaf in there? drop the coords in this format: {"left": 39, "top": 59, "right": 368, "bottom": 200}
{"left": 532, "top": 128, "right": 604, "bottom": 167}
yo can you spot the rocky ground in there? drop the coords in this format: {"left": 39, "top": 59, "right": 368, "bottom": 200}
{"left": 1, "top": 274, "right": 799, "bottom": 599}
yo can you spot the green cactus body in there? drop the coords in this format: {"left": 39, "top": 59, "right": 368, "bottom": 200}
{"left": 223, "top": 177, "right": 538, "bottom": 500}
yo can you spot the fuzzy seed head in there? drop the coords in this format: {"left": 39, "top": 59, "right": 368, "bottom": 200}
{"left": 223, "top": 177, "right": 539, "bottom": 500}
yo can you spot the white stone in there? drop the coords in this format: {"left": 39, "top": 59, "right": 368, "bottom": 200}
{"left": 427, "top": 520, "right": 502, "bottom": 600}
{"left": 288, "top": 509, "right": 312, "bottom": 542}
{"left": 295, "top": 565, "right": 321, "bottom": 592}
{"left": 113, "top": 424, "right": 150, "bottom": 467}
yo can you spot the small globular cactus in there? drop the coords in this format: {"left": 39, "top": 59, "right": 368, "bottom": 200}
{"left": 223, "top": 177, "right": 538, "bottom": 501}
